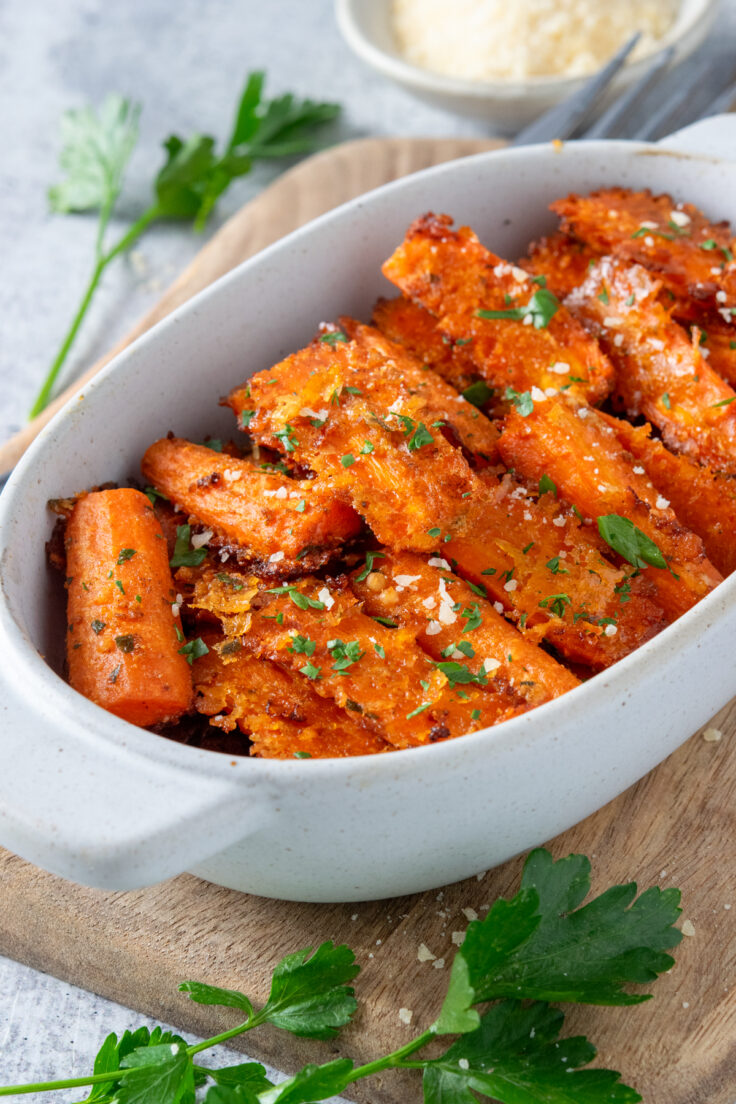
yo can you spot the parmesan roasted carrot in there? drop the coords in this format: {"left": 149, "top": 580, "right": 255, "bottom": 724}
{"left": 197, "top": 573, "right": 523, "bottom": 748}
{"left": 382, "top": 212, "right": 614, "bottom": 406}
{"left": 230, "top": 331, "right": 664, "bottom": 669}
{"left": 519, "top": 230, "right": 600, "bottom": 298}
{"left": 567, "top": 256, "right": 736, "bottom": 473}
{"left": 228, "top": 333, "right": 479, "bottom": 551}
{"left": 141, "top": 437, "right": 363, "bottom": 575}
{"left": 688, "top": 316, "right": 736, "bottom": 388}
{"left": 601, "top": 413, "right": 736, "bottom": 578}
{"left": 194, "top": 637, "right": 389, "bottom": 758}
{"left": 497, "top": 395, "right": 722, "bottom": 620}
{"left": 339, "top": 319, "right": 500, "bottom": 463}
{"left": 65, "top": 488, "right": 192, "bottom": 726}
{"left": 350, "top": 549, "right": 580, "bottom": 705}
{"left": 372, "top": 295, "right": 494, "bottom": 412}
{"left": 553, "top": 187, "right": 736, "bottom": 316}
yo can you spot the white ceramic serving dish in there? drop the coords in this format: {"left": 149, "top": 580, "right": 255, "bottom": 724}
{"left": 335, "top": 0, "right": 716, "bottom": 131}
{"left": 1, "top": 116, "right": 735, "bottom": 903}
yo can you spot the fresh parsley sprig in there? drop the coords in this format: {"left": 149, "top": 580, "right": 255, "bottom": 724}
{"left": 33, "top": 73, "right": 340, "bottom": 417}
{"left": 0, "top": 849, "right": 682, "bottom": 1103}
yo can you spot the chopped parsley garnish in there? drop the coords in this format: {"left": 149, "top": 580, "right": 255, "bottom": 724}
{"left": 295, "top": 498, "right": 306, "bottom": 512}
{"left": 406, "top": 701, "right": 431, "bottom": 719}
{"left": 461, "top": 380, "right": 494, "bottom": 407}
{"left": 340, "top": 453, "right": 355, "bottom": 467}
{"left": 289, "top": 635, "right": 316, "bottom": 657}
{"left": 522, "top": 542, "right": 534, "bottom": 555}
{"left": 435, "top": 660, "right": 487, "bottom": 686}
{"left": 631, "top": 226, "right": 673, "bottom": 241}
{"left": 481, "top": 567, "right": 497, "bottom": 575}
{"left": 328, "top": 639, "right": 364, "bottom": 672}
{"left": 216, "top": 572, "right": 244, "bottom": 590}
{"left": 407, "top": 422, "right": 434, "bottom": 450}
{"left": 360, "top": 440, "right": 374, "bottom": 454}
{"left": 477, "top": 287, "right": 560, "bottom": 330}
{"left": 203, "top": 437, "right": 223, "bottom": 452}
{"left": 114, "top": 579, "right": 125, "bottom": 595}
{"left": 462, "top": 603, "right": 482, "bottom": 631}
{"left": 471, "top": 709, "right": 481, "bottom": 721}
{"left": 373, "top": 615, "right": 397, "bottom": 628}
{"left": 300, "top": 661, "right": 322, "bottom": 680}
{"left": 427, "top": 527, "right": 442, "bottom": 539}
{"left": 661, "top": 392, "right": 671, "bottom": 409}
{"left": 267, "top": 585, "right": 326, "bottom": 610}
{"left": 143, "top": 484, "right": 168, "bottom": 506}
{"left": 355, "top": 550, "right": 386, "bottom": 582}
{"left": 293, "top": 751, "right": 312, "bottom": 758}
{"left": 539, "top": 593, "right": 572, "bottom": 618}
{"left": 116, "top": 548, "right": 137, "bottom": 564}
{"left": 178, "top": 637, "right": 209, "bottom": 665}
{"left": 170, "top": 524, "right": 207, "bottom": 568}
{"left": 239, "top": 409, "right": 256, "bottom": 429}
{"left": 374, "top": 642, "right": 386, "bottom": 659}
{"left": 504, "top": 387, "right": 534, "bottom": 417}
{"left": 318, "top": 329, "right": 348, "bottom": 345}
{"left": 597, "top": 514, "right": 667, "bottom": 570}
{"left": 625, "top": 293, "right": 635, "bottom": 306}
{"left": 90, "top": 619, "right": 106, "bottom": 635}
{"left": 597, "top": 287, "right": 609, "bottom": 304}
{"left": 114, "top": 634, "right": 136, "bottom": 653}
{"left": 711, "top": 396, "right": 736, "bottom": 407}
{"left": 274, "top": 424, "right": 298, "bottom": 453}
{"left": 538, "top": 473, "right": 557, "bottom": 498}
{"left": 546, "top": 556, "right": 569, "bottom": 575}
{"left": 109, "top": 664, "right": 120, "bottom": 684}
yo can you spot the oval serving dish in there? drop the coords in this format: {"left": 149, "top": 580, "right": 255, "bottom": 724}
{"left": 1, "top": 116, "right": 735, "bottom": 903}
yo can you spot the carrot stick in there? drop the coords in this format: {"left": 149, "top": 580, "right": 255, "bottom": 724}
{"left": 194, "top": 635, "right": 389, "bottom": 758}
{"left": 381, "top": 212, "right": 614, "bottom": 406}
{"left": 141, "top": 437, "right": 363, "bottom": 575}
{"left": 566, "top": 256, "right": 736, "bottom": 473}
{"left": 497, "top": 394, "right": 722, "bottom": 620}
{"left": 552, "top": 187, "right": 736, "bottom": 316}
{"left": 65, "top": 488, "right": 192, "bottom": 726}
{"left": 350, "top": 549, "right": 579, "bottom": 705}
{"left": 519, "top": 230, "right": 600, "bottom": 298}
{"left": 601, "top": 413, "right": 736, "bottom": 578}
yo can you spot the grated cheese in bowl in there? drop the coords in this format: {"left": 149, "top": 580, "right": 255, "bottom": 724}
{"left": 391, "top": 0, "right": 678, "bottom": 82}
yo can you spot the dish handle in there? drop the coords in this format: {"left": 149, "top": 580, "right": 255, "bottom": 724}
{"left": 0, "top": 646, "right": 274, "bottom": 890}
{"left": 658, "top": 113, "right": 736, "bottom": 159}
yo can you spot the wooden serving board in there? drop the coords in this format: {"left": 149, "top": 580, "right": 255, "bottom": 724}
{"left": 1, "top": 137, "right": 735, "bottom": 1103}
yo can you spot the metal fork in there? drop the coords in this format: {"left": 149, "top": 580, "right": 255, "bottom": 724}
{"left": 512, "top": 32, "right": 736, "bottom": 146}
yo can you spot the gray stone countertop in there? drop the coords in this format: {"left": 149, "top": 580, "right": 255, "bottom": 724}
{"left": 1, "top": 0, "right": 736, "bottom": 1096}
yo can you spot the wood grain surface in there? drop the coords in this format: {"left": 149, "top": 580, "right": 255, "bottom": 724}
{"left": 1, "top": 136, "right": 734, "bottom": 1103}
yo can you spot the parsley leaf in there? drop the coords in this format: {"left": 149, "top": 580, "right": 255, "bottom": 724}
{"left": 170, "top": 524, "right": 207, "bottom": 568}
{"left": 435, "top": 660, "right": 487, "bottom": 686}
{"left": 597, "top": 515, "right": 668, "bottom": 571}
{"left": 48, "top": 95, "right": 140, "bottom": 214}
{"left": 179, "top": 980, "right": 253, "bottom": 1017}
{"left": 425, "top": 1001, "right": 640, "bottom": 1104}
{"left": 477, "top": 288, "right": 561, "bottom": 329}
{"left": 504, "top": 387, "right": 534, "bottom": 416}
{"left": 407, "top": 422, "right": 434, "bottom": 450}
{"left": 355, "top": 550, "right": 386, "bottom": 583}
{"left": 538, "top": 473, "right": 557, "bottom": 498}
{"left": 318, "top": 330, "right": 348, "bottom": 345}
{"left": 259, "top": 942, "right": 359, "bottom": 1039}
{"left": 267, "top": 586, "right": 325, "bottom": 610}
{"left": 258, "top": 1059, "right": 353, "bottom": 1104}
{"left": 117, "top": 1043, "right": 192, "bottom": 1104}
{"left": 178, "top": 637, "right": 209, "bottom": 665}
{"left": 461, "top": 380, "right": 494, "bottom": 407}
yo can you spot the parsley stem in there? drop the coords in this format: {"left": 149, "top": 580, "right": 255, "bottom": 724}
{"left": 345, "top": 1028, "right": 435, "bottom": 1084}
{"left": 28, "top": 203, "right": 161, "bottom": 419}
{"left": 186, "top": 1015, "right": 255, "bottom": 1055}
{"left": 0, "top": 1069, "right": 135, "bottom": 1095}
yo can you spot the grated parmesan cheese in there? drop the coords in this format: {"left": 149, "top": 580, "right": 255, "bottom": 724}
{"left": 391, "top": 0, "right": 676, "bottom": 82}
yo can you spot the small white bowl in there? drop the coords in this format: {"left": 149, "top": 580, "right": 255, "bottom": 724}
{"left": 335, "top": 0, "right": 718, "bottom": 132}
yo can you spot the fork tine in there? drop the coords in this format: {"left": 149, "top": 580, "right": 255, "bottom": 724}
{"left": 628, "top": 56, "right": 719, "bottom": 140}
{"left": 693, "top": 80, "right": 736, "bottom": 121}
{"left": 581, "top": 46, "right": 675, "bottom": 140}
{"left": 511, "top": 32, "right": 641, "bottom": 146}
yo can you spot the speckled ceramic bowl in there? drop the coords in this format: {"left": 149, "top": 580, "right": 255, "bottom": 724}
{"left": 0, "top": 116, "right": 734, "bottom": 902}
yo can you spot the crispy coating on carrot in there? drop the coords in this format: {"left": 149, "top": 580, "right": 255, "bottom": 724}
{"left": 552, "top": 187, "right": 736, "bottom": 314}
{"left": 449, "top": 471, "right": 666, "bottom": 669}
{"left": 372, "top": 295, "right": 493, "bottom": 412}
{"left": 194, "top": 637, "right": 389, "bottom": 758}
{"left": 227, "top": 334, "right": 479, "bottom": 550}
{"left": 141, "top": 437, "right": 362, "bottom": 575}
{"left": 566, "top": 257, "right": 736, "bottom": 473}
{"left": 601, "top": 413, "right": 736, "bottom": 578}
{"left": 65, "top": 489, "right": 192, "bottom": 726}
{"left": 338, "top": 318, "right": 500, "bottom": 463}
{"left": 350, "top": 549, "right": 579, "bottom": 705}
{"left": 497, "top": 395, "right": 722, "bottom": 620}
{"left": 519, "top": 231, "right": 600, "bottom": 298}
{"left": 382, "top": 212, "right": 614, "bottom": 406}
{"left": 688, "top": 316, "right": 736, "bottom": 388}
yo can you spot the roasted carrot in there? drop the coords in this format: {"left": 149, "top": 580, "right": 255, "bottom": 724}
{"left": 227, "top": 332, "right": 479, "bottom": 551}
{"left": 687, "top": 316, "right": 736, "bottom": 388}
{"left": 567, "top": 256, "right": 736, "bottom": 473}
{"left": 519, "top": 230, "right": 601, "bottom": 298}
{"left": 601, "top": 413, "right": 736, "bottom": 578}
{"left": 230, "top": 331, "right": 664, "bottom": 669}
{"left": 372, "top": 295, "right": 494, "bottom": 413}
{"left": 65, "top": 488, "right": 192, "bottom": 726}
{"left": 338, "top": 319, "right": 500, "bottom": 464}
{"left": 350, "top": 549, "right": 580, "bottom": 705}
{"left": 382, "top": 212, "right": 614, "bottom": 406}
{"left": 193, "top": 636, "right": 389, "bottom": 758}
{"left": 141, "top": 437, "right": 363, "bottom": 575}
{"left": 552, "top": 187, "right": 736, "bottom": 316}
{"left": 497, "top": 394, "right": 722, "bottom": 620}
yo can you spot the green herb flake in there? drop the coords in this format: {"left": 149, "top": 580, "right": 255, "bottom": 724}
{"left": 597, "top": 514, "right": 668, "bottom": 570}
{"left": 294, "top": 751, "right": 312, "bottom": 758}
{"left": 355, "top": 550, "right": 386, "bottom": 583}
{"left": 661, "top": 392, "right": 671, "bottom": 409}
{"left": 504, "top": 387, "right": 534, "bottom": 417}
{"left": 360, "top": 440, "right": 374, "bottom": 455}
{"left": 289, "top": 635, "right": 316, "bottom": 657}
{"left": 318, "top": 329, "right": 348, "bottom": 345}
{"left": 295, "top": 498, "right": 306, "bottom": 512}
{"left": 407, "top": 422, "right": 434, "bottom": 451}
{"left": 374, "top": 642, "right": 386, "bottom": 659}
{"left": 114, "top": 579, "right": 125, "bottom": 595}
{"left": 178, "top": 637, "right": 209, "bottom": 665}
{"left": 538, "top": 473, "right": 557, "bottom": 498}
{"left": 170, "top": 524, "right": 207, "bottom": 568}
{"left": 267, "top": 585, "right": 325, "bottom": 611}
{"left": 471, "top": 709, "right": 482, "bottom": 721}
{"left": 546, "top": 556, "right": 569, "bottom": 575}
{"left": 461, "top": 379, "right": 494, "bottom": 407}
{"left": 275, "top": 424, "right": 299, "bottom": 453}
{"left": 90, "top": 619, "right": 106, "bottom": 634}
{"left": 427, "top": 527, "right": 442, "bottom": 539}
{"left": 114, "top": 634, "right": 136, "bottom": 653}
{"left": 597, "top": 287, "right": 609, "bottom": 304}
{"left": 711, "top": 396, "right": 736, "bottom": 407}
{"left": 109, "top": 664, "right": 121, "bottom": 684}
{"left": 406, "top": 701, "right": 431, "bottom": 719}
{"left": 340, "top": 453, "right": 355, "bottom": 467}
{"left": 216, "top": 572, "right": 244, "bottom": 591}
{"left": 116, "top": 548, "right": 137, "bottom": 564}
{"left": 477, "top": 287, "right": 560, "bottom": 330}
